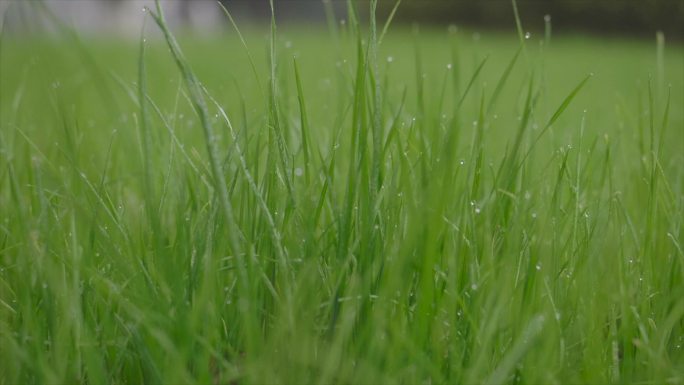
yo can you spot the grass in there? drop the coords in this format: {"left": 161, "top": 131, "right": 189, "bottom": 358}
{"left": 1, "top": 1, "right": 683, "bottom": 383}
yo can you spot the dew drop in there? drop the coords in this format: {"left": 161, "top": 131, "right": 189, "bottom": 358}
{"left": 387, "top": 56, "right": 394, "bottom": 63}
{"left": 294, "top": 168, "right": 303, "bottom": 177}
{"left": 524, "top": 32, "right": 531, "bottom": 40}
{"left": 447, "top": 63, "right": 453, "bottom": 70}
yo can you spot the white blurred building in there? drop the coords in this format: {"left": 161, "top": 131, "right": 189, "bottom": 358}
{"left": 0, "top": 0, "right": 298, "bottom": 37}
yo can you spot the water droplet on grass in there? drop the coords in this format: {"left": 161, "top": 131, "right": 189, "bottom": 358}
{"left": 524, "top": 32, "right": 531, "bottom": 40}
{"left": 294, "top": 168, "right": 303, "bottom": 177}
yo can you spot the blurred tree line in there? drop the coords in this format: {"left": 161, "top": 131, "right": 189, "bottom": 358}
{"left": 206, "top": 0, "right": 683, "bottom": 38}
{"left": 381, "top": 0, "right": 683, "bottom": 38}
{"left": 211, "top": 0, "right": 683, "bottom": 38}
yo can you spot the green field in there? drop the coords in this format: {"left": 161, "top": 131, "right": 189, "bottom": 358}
{"left": 1, "top": 3, "right": 683, "bottom": 384}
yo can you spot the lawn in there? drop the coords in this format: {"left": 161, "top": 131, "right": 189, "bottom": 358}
{"left": 0, "top": 2, "right": 683, "bottom": 384}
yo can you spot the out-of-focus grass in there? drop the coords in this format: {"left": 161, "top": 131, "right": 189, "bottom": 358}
{"left": 0, "top": 3, "right": 682, "bottom": 384}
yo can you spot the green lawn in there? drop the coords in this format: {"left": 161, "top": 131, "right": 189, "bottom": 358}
{"left": 1, "top": 3, "right": 683, "bottom": 384}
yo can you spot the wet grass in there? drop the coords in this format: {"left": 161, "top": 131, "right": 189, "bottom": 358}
{"left": 0, "top": 1, "right": 683, "bottom": 383}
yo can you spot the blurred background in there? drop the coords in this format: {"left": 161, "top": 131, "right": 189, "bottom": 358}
{"left": 1, "top": 0, "right": 682, "bottom": 39}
